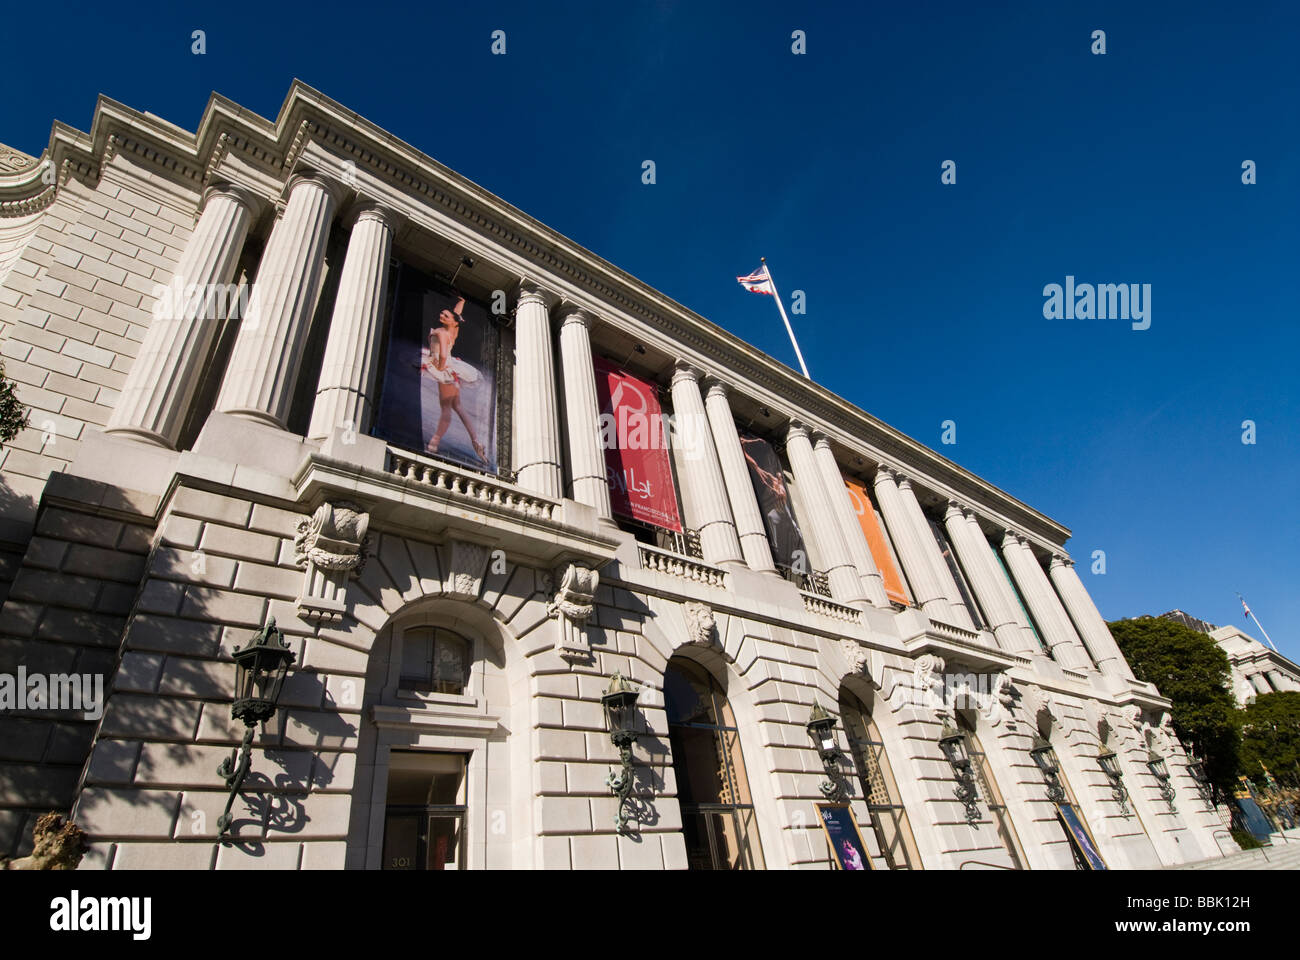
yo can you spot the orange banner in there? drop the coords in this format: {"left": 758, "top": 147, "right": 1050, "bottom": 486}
{"left": 844, "top": 479, "right": 910, "bottom": 606}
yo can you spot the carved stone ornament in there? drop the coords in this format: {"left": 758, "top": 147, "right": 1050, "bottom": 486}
{"left": 1153, "top": 713, "right": 1176, "bottom": 755}
{"left": 294, "top": 501, "right": 370, "bottom": 573}
{"left": 839, "top": 639, "right": 869, "bottom": 678}
{"left": 683, "top": 602, "right": 717, "bottom": 647}
{"left": 1021, "top": 686, "right": 1058, "bottom": 733}
{"left": 295, "top": 501, "right": 371, "bottom": 624}
{"left": 549, "top": 563, "right": 599, "bottom": 661}
{"left": 912, "top": 653, "right": 947, "bottom": 713}
{"left": 445, "top": 540, "right": 490, "bottom": 600}
{"left": 984, "top": 673, "right": 1017, "bottom": 728}
{"left": 0, "top": 144, "right": 38, "bottom": 174}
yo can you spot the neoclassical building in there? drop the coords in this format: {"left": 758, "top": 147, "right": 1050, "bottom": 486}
{"left": 0, "top": 83, "right": 1234, "bottom": 869}
{"left": 1161, "top": 610, "right": 1300, "bottom": 707}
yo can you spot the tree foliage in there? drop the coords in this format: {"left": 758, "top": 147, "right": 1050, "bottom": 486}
{"left": 1237, "top": 691, "right": 1300, "bottom": 781}
{"left": 0, "top": 360, "right": 29, "bottom": 446}
{"left": 1108, "top": 616, "right": 1241, "bottom": 789}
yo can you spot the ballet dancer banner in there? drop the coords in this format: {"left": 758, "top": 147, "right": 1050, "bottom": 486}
{"left": 593, "top": 357, "right": 683, "bottom": 532}
{"left": 372, "top": 264, "right": 500, "bottom": 474}
{"left": 738, "top": 432, "right": 807, "bottom": 571}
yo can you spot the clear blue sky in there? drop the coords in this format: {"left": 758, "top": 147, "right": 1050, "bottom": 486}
{"left": 4, "top": 1, "right": 1297, "bottom": 658}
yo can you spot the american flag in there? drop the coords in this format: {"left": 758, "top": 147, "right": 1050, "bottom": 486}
{"left": 1241, "top": 597, "right": 1252, "bottom": 619}
{"left": 736, "top": 264, "right": 775, "bottom": 296}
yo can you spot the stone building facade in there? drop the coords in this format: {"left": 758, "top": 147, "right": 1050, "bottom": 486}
{"left": 1161, "top": 610, "right": 1300, "bottom": 707}
{"left": 0, "top": 83, "right": 1234, "bottom": 869}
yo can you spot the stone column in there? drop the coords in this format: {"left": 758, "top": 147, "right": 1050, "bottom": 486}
{"left": 1049, "top": 556, "right": 1136, "bottom": 680}
{"left": 105, "top": 183, "right": 260, "bottom": 447}
{"left": 1250, "top": 673, "right": 1272, "bottom": 695}
{"left": 1001, "top": 534, "right": 1094, "bottom": 670}
{"left": 511, "top": 282, "right": 563, "bottom": 498}
{"left": 942, "top": 502, "right": 1025, "bottom": 651}
{"left": 669, "top": 364, "right": 742, "bottom": 565}
{"left": 897, "top": 476, "right": 975, "bottom": 630}
{"left": 784, "top": 421, "right": 866, "bottom": 604}
{"left": 812, "top": 435, "right": 889, "bottom": 607}
{"left": 215, "top": 171, "right": 342, "bottom": 427}
{"left": 873, "top": 466, "right": 955, "bottom": 623}
{"left": 307, "top": 202, "right": 396, "bottom": 440}
{"left": 703, "top": 380, "right": 775, "bottom": 572}
{"left": 557, "top": 308, "right": 612, "bottom": 520}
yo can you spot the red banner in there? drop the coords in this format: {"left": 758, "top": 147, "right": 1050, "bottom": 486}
{"left": 594, "top": 357, "right": 682, "bottom": 532}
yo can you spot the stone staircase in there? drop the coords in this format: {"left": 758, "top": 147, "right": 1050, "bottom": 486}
{"left": 1174, "top": 831, "right": 1300, "bottom": 870}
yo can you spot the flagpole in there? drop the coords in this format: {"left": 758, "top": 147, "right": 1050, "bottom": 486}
{"left": 1238, "top": 593, "right": 1279, "bottom": 652}
{"left": 761, "top": 257, "right": 810, "bottom": 379}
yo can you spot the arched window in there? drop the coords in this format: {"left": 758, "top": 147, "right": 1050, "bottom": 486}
{"left": 665, "top": 658, "right": 764, "bottom": 870}
{"left": 956, "top": 710, "right": 1026, "bottom": 869}
{"left": 398, "top": 626, "right": 471, "bottom": 694}
{"left": 839, "top": 689, "right": 921, "bottom": 869}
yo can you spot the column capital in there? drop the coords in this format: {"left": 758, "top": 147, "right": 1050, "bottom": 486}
{"left": 671, "top": 361, "right": 704, "bottom": 388}
{"left": 1001, "top": 530, "right": 1027, "bottom": 549}
{"left": 874, "top": 463, "right": 896, "bottom": 483}
{"left": 811, "top": 431, "right": 834, "bottom": 451}
{"left": 204, "top": 181, "right": 266, "bottom": 220}
{"left": 786, "top": 418, "right": 812, "bottom": 442}
{"left": 1050, "top": 554, "right": 1073, "bottom": 568}
{"left": 703, "top": 377, "right": 730, "bottom": 401}
{"left": 557, "top": 306, "right": 594, "bottom": 331}
{"left": 286, "top": 167, "right": 349, "bottom": 207}
{"left": 345, "top": 198, "right": 402, "bottom": 231}
{"left": 516, "top": 279, "right": 557, "bottom": 310}
{"left": 944, "top": 498, "right": 967, "bottom": 519}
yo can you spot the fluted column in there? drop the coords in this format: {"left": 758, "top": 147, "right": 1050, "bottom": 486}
{"left": 215, "top": 171, "right": 342, "bottom": 427}
{"left": 1049, "top": 556, "right": 1135, "bottom": 680}
{"left": 704, "top": 380, "right": 775, "bottom": 572}
{"left": 1001, "top": 533, "right": 1094, "bottom": 670}
{"left": 669, "top": 364, "right": 742, "bottom": 565}
{"left": 943, "top": 502, "right": 1026, "bottom": 651}
{"left": 813, "top": 435, "right": 889, "bottom": 607}
{"left": 784, "top": 422, "right": 866, "bottom": 604}
{"left": 960, "top": 513, "right": 1039, "bottom": 654}
{"left": 511, "top": 282, "right": 563, "bottom": 498}
{"left": 557, "top": 308, "right": 612, "bottom": 520}
{"left": 105, "top": 183, "right": 260, "bottom": 447}
{"left": 897, "top": 476, "right": 975, "bottom": 630}
{"left": 873, "top": 466, "right": 954, "bottom": 623}
{"left": 307, "top": 202, "right": 396, "bottom": 440}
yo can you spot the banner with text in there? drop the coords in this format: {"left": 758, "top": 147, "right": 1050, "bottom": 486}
{"left": 594, "top": 357, "right": 682, "bottom": 532}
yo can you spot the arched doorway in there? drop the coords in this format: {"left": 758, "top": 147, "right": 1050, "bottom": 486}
{"left": 955, "top": 709, "right": 1026, "bottom": 869}
{"left": 839, "top": 687, "right": 921, "bottom": 869}
{"left": 664, "top": 657, "right": 765, "bottom": 869}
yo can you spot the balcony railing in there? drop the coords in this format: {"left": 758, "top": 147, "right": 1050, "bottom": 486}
{"left": 388, "top": 450, "right": 560, "bottom": 522}
{"left": 800, "top": 592, "right": 862, "bottom": 623}
{"left": 637, "top": 542, "right": 728, "bottom": 588}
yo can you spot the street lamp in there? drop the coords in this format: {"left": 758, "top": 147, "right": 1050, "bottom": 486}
{"left": 217, "top": 618, "right": 296, "bottom": 838}
{"left": 806, "top": 703, "right": 844, "bottom": 801}
{"left": 1097, "top": 745, "right": 1130, "bottom": 817}
{"left": 1147, "top": 749, "right": 1176, "bottom": 811}
{"left": 939, "top": 718, "right": 980, "bottom": 822}
{"left": 1030, "top": 734, "right": 1066, "bottom": 803}
{"left": 601, "top": 672, "right": 640, "bottom": 833}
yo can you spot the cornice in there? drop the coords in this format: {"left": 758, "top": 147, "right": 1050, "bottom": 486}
{"left": 7, "top": 80, "right": 1071, "bottom": 547}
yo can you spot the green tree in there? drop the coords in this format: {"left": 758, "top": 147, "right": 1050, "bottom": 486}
{"left": 1237, "top": 692, "right": 1300, "bottom": 782}
{"left": 0, "top": 359, "right": 29, "bottom": 446}
{"left": 1107, "top": 616, "right": 1241, "bottom": 793}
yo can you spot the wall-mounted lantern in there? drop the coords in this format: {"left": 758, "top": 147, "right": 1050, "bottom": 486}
{"left": 217, "top": 618, "right": 296, "bottom": 838}
{"left": 1097, "top": 745, "right": 1131, "bottom": 817}
{"left": 1029, "top": 734, "right": 1066, "bottom": 803}
{"left": 938, "top": 718, "right": 980, "bottom": 822}
{"left": 602, "top": 672, "right": 640, "bottom": 833}
{"left": 1147, "top": 748, "right": 1177, "bottom": 811}
{"left": 806, "top": 703, "right": 845, "bottom": 801}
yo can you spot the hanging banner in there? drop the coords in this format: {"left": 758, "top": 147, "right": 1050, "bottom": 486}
{"left": 1055, "top": 802, "right": 1107, "bottom": 870}
{"left": 816, "top": 803, "right": 873, "bottom": 871}
{"left": 372, "top": 264, "right": 500, "bottom": 474}
{"left": 738, "top": 432, "right": 806, "bottom": 570}
{"left": 844, "top": 478, "right": 910, "bottom": 605}
{"left": 594, "top": 357, "right": 682, "bottom": 532}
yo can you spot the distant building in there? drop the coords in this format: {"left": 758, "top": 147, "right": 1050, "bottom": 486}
{"left": 1159, "top": 611, "right": 1300, "bottom": 706}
